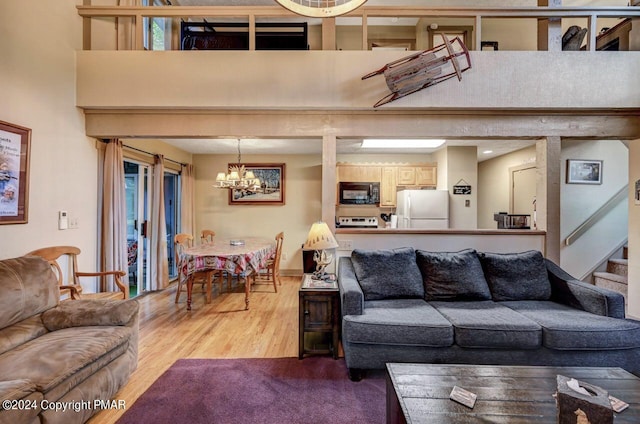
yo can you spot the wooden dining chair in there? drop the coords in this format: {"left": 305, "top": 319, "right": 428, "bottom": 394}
{"left": 27, "top": 245, "right": 128, "bottom": 301}
{"left": 255, "top": 232, "right": 284, "bottom": 292}
{"left": 174, "top": 233, "right": 222, "bottom": 304}
{"left": 201, "top": 229, "right": 216, "bottom": 244}
{"left": 200, "top": 229, "right": 228, "bottom": 292}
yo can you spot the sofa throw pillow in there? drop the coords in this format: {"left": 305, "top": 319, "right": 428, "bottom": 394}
{"left": 478, "top": 250, "right": 551, "bottom": 301}
{"left": 351, "top": 247, "right": 424, "bottom": 300}
{"left": 416, "top": 249, "right": 491, "bottom": 301}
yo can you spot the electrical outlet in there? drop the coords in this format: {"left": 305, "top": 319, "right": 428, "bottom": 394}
{"left": 69, "top": 217, "right": 79, "bottom": 229}
{"left": 338, "top": 240, "right": 353, "bottom": 250}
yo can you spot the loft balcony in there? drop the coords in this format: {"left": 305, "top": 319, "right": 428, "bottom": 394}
{"left": 76, "top": 4, "right": 640, "bottom": 140}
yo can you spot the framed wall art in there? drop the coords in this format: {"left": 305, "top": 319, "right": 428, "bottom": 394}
{"left": 566, "top": 159, "right": 602, "bottom": 185}
{"left": 229, "top": 163, "right": 285, "bottom": 205}
{"left": 0, "top": 120, "right": 31, "bottom": 224}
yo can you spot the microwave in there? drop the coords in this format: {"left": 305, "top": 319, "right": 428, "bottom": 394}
{"left": 339, "top": 182, "right": 380, "bottom": 205}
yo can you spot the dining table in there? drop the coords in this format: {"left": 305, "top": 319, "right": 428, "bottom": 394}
{"left": 179, "top": 237, "right": 276, "bottom": 311}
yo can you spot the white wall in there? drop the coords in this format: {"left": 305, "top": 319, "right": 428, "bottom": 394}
{"left": 447, "top": 146, "right": 477, "bottom": 229}
{"left": 560, "top": 140, "right": 629, "bottom": 279}
{"left": 0, "top": 1, "right": 99, "bottom": 275}
{"left": 477, "top": 145, "right": 537, "bottom": 229}
{"left": 193, "top": 154, "right": 322, "bottom": 274}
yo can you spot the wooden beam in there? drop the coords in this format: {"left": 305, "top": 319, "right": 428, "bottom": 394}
{"left": 536, "top": 136, "right": 561, "bottom": 262}
{"left": 84, "top": 110, "right": 640, "bottom": 140}
{"left": 322, "top": 135, "right": 337, "bottom": 231}
{"left": 322, "top": 18, "right": 336, "bottom": 51}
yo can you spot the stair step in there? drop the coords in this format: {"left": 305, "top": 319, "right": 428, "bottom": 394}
{"left": 606, "top": 258, "right": 628, "bottom": 277}
{"left": 594, "top": 272, "right": 628, "bottom": 297}
{"left": 623, "top": 245, "right": 628, "bottom": 259}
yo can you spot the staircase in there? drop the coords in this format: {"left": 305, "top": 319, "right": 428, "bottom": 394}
{"left": 594, "top": 245, "right": 628, "bottom": 308}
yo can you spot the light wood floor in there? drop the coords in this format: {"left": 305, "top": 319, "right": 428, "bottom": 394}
{"left": 89, "top": 275, "right": 302, "bottom": 424}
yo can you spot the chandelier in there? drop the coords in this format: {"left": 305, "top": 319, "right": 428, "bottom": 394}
{"left": 274, "top": 0, "right": 368, "bottom": 18}
{"left": 214, "top": 139, "right": 261, "bottom": 192}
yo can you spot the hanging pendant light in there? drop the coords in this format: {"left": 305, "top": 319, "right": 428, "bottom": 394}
{"left": 214, "top": 139, "right": 262, "bottom": 192}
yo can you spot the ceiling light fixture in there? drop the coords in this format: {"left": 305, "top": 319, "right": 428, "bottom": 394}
{"left": 361, "top": 139, "right": 446, "bottom": 149}
{"left": 483, "top": 150, "right": 493, "bottom": 154}
{"left": 214, "top": 139, "right": 261, "bottom": 193}
{"left": 274, "top": 0, "right": 368, "bottom": 18}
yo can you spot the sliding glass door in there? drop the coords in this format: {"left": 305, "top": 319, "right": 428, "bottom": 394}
{"left": 164, "top": 171, "right": 181, "bottom": 279}
{"left": 125, "top": 161, "right": 150, "bottom": 298}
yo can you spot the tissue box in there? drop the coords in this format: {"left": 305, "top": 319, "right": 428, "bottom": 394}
{"left": 556, "top": 375, "right": 613, "bottom": 424}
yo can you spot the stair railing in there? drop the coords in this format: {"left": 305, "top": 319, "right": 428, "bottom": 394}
{"left": 564, "top": 184, "right": 628, "bottom": 246}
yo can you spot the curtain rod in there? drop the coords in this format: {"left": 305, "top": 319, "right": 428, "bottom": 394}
{"left": 104, "top": 140, "right": 187, "bottom": 167}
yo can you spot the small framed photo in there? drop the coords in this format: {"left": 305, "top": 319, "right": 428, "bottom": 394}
{"left": 229, "top": 163, "right": 285, "bottom": 205}
{"left": 0, "top": 120, "right": 31, "bottom": 224}
{"left": 566, "top": 159, "right": 602, "bottom": 185}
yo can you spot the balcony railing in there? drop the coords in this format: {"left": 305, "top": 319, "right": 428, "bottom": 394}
{"left": 77, "top": 5, "right": 640, "bottom": 52}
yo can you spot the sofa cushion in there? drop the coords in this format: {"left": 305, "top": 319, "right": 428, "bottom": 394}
{"left": 416, "top": 249, "right": 491, "bottom": 301}
{"left": 0, "top": 379, "right": 43, "bottom": 424}
{"left": 0, "top": 257, "right": 58, "bottom": 331}
{"left": 501, "top": 300, "right": 640, "bottom": 350}
{"left": 350, "top": 248, "right": 424, "bottom": 300}
{"left": 429, "top": 301, "right": 542, "bottom": 349}
{"left": 42, "top": 299, "right": 139, "bottom": 331}
{"left": 479, "top": 250, "right": 552, "bottom": 301}
{"left": 343, "top": 299, "right": 453, "bottom": 347}
{"left": 0, "top": 326, "right": 132, "bottom": 400}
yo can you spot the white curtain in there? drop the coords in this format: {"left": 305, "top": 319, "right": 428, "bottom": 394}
{"left": 101, "top": 139, "right": 129, "bottom": 292}
{"left": 180, "top": 164, "right": 195, "bottom": 236}
{"left": 149, "top": 155, "right": 169, "bottom": 290}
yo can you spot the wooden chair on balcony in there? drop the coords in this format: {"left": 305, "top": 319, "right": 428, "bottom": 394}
{"left": 27, "top": 245, "right": 128, "bottom": 301}
{"left": 255, "top": 231, "right": 284, "bottom": 293}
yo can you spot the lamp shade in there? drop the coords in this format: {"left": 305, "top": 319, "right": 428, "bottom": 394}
{"left": 303, "top": 221, "right": 339, "bottom": 251}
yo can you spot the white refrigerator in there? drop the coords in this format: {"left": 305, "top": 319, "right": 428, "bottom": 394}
{"left": 396, "top": 189, "right": 449, "bottom": 229}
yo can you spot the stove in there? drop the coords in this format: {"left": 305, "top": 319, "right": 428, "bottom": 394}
{"left": 337, "top": 216, "right": 379, "bottom": 228}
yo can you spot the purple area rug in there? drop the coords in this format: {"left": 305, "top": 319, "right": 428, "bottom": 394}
{"left": 117, "top": 357, "right": 385, "bottom": 424}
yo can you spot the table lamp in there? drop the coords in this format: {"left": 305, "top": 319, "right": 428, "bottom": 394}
{"left": 303, "top": 221, "right": 339, "bottom": 280}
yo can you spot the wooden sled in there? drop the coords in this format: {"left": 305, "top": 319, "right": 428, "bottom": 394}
{"left": 362, "top": 36, "right": 472, "bottom": 108}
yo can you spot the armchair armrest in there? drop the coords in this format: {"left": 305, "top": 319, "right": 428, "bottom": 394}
{"left": 76, "top": 270, "right": 128, "bottom": 298}
{"left": 546, "top": 259, "right": 625, "bottom": 318}
{"left": 338, "top": 257, "right": 364, "bottom": 316}
{"left": 41, "top": 299, "right": 139, "bottom": 332}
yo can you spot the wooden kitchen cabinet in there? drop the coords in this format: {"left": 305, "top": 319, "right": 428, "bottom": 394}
{"left": 397, "top": 165, "right": 437, "bottom": 187}
{"left": 380, "top": 166, "right": 397, "bottom": 207}
{"left": 337, "top": 165, "right": 381, "bottom": 183}
{"left": 397, "top": 167, "right": 416, "bottom": 185}
{"left": 415, "top": 166, "right": 437, "bottom": 186}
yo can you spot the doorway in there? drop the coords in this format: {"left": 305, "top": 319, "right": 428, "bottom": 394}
{"left": 125, "top": 160, "right": 150, "bottom": 298}
{"left": 510, "top": 164, "right": 537, "bottom": 229}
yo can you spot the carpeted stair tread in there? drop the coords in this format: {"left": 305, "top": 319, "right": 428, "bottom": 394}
{"left": 606, "top": 258, "right": 628, "bottom": 277}
{"left": 608, "top": 258, "right": 628, "bottom": 265}
{"left": 594, "top": 271, "right": 628, "bottom": 285}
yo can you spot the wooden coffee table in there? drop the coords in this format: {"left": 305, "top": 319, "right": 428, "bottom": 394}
{"left": 386, "top": 363, "right": 640, "bottom": 424}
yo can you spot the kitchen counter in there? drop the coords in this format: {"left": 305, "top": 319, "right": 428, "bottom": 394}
{"left": 336, "top": 228, "right": 545, "bottom": 235}
{"left": 332, "top": 228, "right": 547, "bottom": 267}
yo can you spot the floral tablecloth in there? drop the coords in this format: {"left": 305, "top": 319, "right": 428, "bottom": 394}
{"left": 179, "top": 237, "right": 276, "bottom": 282}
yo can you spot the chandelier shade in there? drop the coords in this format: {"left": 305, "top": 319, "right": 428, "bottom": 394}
{"left": 214, "top": 140, "right": 262, "bottom": 192}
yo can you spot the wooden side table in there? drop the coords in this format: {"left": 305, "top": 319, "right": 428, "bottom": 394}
{"left": 298, "top": 274, "right": 340, "bottom": 359}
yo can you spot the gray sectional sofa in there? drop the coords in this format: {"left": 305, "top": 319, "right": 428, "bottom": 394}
{"left": 338, "top": 248, "right": 640, "bottom": 381}
{"left": 0, "top": 256, "right": 139, "bottom": 424}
